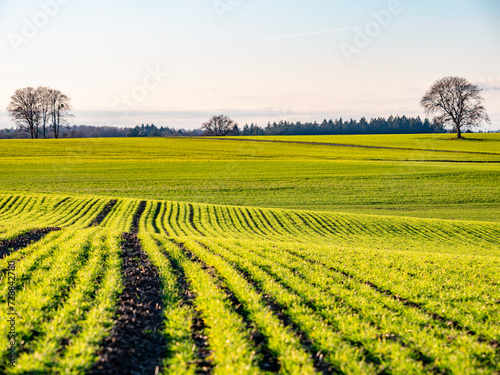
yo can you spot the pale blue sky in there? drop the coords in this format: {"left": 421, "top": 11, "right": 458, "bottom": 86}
{"left": 1, "top": 0, "right": 499, "bottom": 129}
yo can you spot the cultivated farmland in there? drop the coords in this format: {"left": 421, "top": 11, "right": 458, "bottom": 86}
{"left": 0, "top": 134, "right": 499, "bottom": 374}
{"left": 0, "top": 135, "right": 499, "bottom": 221}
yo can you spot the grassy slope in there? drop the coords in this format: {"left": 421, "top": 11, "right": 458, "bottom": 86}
{"left": 0, "top": 135, "right": 498, "bottom": 221}
{"left": 1, "top": 193, "right": 498, "bottom": 373}
{"left": 229, "top": 133, "right": 500, "bottom": 153}
{"left": 1, "top": 134, "right": 498, "bottom": 374}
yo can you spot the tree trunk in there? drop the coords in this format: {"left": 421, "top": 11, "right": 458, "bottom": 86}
{"left": 456, "top": 125, "right": 462, "bottom": 139}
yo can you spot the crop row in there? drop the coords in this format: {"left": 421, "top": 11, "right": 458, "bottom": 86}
{"left": 2, "top": 195, "right": 499, "bottom": 255}
{"left": 140, "top": 199, "right": 500, "bottom": 253}
{"left": 0, "top": 194, "right": 498, "bottom": 374}
{"left": 0, "top": 195, "right": 117, "bottom": 239}
{"left": 0, "top": 228, "right": 122, "bottom": 374}
{"left": 267, "top": 240, "right": 500, "bottom": 344}
{"left": 132, "top": 231, "right": 498, "bottom": 374}
{"left": 204, "top": 238, "right": 499, "bottom": 373}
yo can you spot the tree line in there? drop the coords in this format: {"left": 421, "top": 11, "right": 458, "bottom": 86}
{"left": 237, "top": 116, "right": 444, "bottom": 136}
{"left": 127, "top": 124, "right": 202, "bottom": 137}
{"left": 0, "top": 124, "right": 202, "bottom": 139}
{"left": 2, "top": 116, "right": 493, "bottom": 140}
{"left": 6, "top": 87, "right": 72, "bottom": 139}
{"left": 4, "top": 77, "right": 490, "bottom": 139}
{"left": 0, "top": 116, "right": 446, "bottom": 139}
{"left": 195, "top": 114, "right": 446, "bottom": 137}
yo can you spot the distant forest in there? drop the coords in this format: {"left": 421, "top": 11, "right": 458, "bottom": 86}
{"left": 240, "top": 116, "right": 442, "bottom": 136}
{"left": 0, "top": 115, "right": 491, "bottom": 139}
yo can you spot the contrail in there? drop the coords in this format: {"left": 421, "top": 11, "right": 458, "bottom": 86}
{"left": 255, "top": 27, "right": 357, "bottom": 43}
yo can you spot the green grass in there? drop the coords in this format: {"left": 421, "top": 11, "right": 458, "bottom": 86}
{"left": 228, "top": 133, "right": 500, "bottom": 154}
{"left": 0, "top": 133, "right": 499, "bottom": 374}
{"left": 0, "top": 194, "right": 499, "bottom": 374}
{"left": 0, "top": 227, "right": 122, "bottom": 374}
{"left": 0, "top": 135, "right": 498, "bottom": 221}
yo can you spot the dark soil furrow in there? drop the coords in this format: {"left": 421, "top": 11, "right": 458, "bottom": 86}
{"left": 268, "top": 211, "right": 299, "bottom": 237}
{"left": 196, "top": 242, "right": 340, "bottom": 375}
{"left": 90, "top": 232, "right": 165, "bottom": 375}
{"left": 151, "top": 202, "right": 161, "bottom": 234}
{"left": 88, "top": 200, "right": 118, "bottom": 227}
{"left": 0, "top": 196, "right": 20, "bottom": 215}
{"left": 0, "top": 196, "right": 16, "bottom": 213}
{"left": 205, "top": 206, "right": 221, "bottom": 235}
{"left": 130, "top": 201, "right": 147, "bottom": 234}
{"left": 161, "top": 203, "right": 171, "bottom": 237}
{"left": 244, "top": 210, "right": 268, "bottom": 236}
{"left": 294, "top": 212, "right": 329, "bottom": 237}
{"left": 0, "top": 227, "right": 61, "bottom": 259}
{"left": 53, "top": 197, "right": 70, "bottom": 209}
{"left": 158, "top": 240, "right": 214, "bottom": 374}
{"left": 223, "top": 207, "right": 241, "bottom": 234}
{"left": 188, "top": 204, "right": 205, "bottom": 236}
{"left": 256, "top": 210, "right": 288, "bottom": 237}
{"left": 63, "top": 199, "right": 99, "bottom": 227}
{"left": 176, "top": 241, "right": 281, "bottom": 373}
{"left": 174, "top": 202, "right": 181, "bottom": 235}
{"left": 234, "top": 208, "right": 260, "bottom": 236}
{"left": 308, "top": 213, "right": 340, "bottom": 237}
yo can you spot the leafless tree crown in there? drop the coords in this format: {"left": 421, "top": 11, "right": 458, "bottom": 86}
{"left": 420, "top": 76, "right": 490, "bottom": 138}
{"left": 6, "top": 87, "right": 41, "bottom": 139}
{"left": 202, "top": 114, "right": 237, "bottom": 136}
{"left": 6, "top": 87, "right": 73, "bottom": 139}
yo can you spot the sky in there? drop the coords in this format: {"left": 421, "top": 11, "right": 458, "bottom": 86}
{"left": 0, "top": 0, "right": 499, "bottom": 130}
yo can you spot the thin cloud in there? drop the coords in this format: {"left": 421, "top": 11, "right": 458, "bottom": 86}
{"left": 483, "top": 85, "right": 500, "bottom": 91}
{"left": 255, "top": 27, "right": 357, "bottom": 43}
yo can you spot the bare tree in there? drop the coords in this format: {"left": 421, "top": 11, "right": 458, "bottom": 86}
{"left": 421, "top": 76, "right": 490, "bottom": 138}
{"left": 6, "top": 87, "right": 41, "bottom": 139}
{"left": 202, "top": 115, "right": 237, "bottom": 136}
{"left": 37, "top": 87, "right": 52, "bottom": 139}
{"left": 46, "top": 89, "right": 73, "bottom": 139}
{"left": 7, "top": 87, "right": 73, "bottom": 139}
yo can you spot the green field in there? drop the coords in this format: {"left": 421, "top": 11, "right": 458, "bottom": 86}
{"left": 0, "top": 134, "right": 499, "bottom": 374}
{"left": 0, "top": 134, "right": 499, "bottom": 221}
{"left": 228, "top": 133, "right": 500, "bottom": 154}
